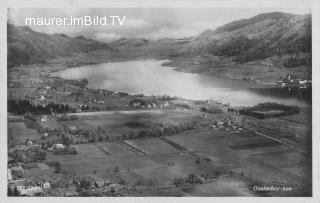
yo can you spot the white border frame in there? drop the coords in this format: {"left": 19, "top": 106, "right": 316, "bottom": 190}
{"left": 0, "top": 0, "right": 319, "bottom": 203}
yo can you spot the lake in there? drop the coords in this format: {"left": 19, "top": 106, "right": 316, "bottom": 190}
{"left": 52, "top": 59, "right": 310, "bottom": 107}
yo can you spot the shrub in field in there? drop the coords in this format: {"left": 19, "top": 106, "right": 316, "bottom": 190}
{"left": 118, "top": 179, "right": 126, "bottom": 185}
{"left": 201, "top": 106, "right": 224, "bottom": 114}
{"left": 113, "top": 166, "right": 120, "bottom": 172}
{"left": 46, "top": 161, "right": 61, "bottom": 173}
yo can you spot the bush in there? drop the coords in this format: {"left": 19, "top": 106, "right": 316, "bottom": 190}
{"left": 201, "top": 106, "right": 224, "bottom": 114}
{"left": 118, "top": 179, "right": 126, "bottom": 185}
{"left": 113, "top": 166, "right": 119, "bottom": 172}
{"left": 46, "top": 161, "right": 61, "bottom": 173}
{"left": 79, "top": 176, "right": 95, "bottom": 189}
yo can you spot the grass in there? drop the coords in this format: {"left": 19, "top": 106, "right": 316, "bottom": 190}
{"left": 9, "top": 108, "right": 311, "bottom": 196}
{"left": 8, "top": 122, "right": 40, "bottom": 145}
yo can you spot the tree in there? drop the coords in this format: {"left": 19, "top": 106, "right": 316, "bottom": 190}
{"left": 195, "top": 157, "right": 200, "bottom": 164}
{"left": 79, "top": 176, "right": 94, "bottom": 189}
{"left": 187, "top": 173, "right": 198, "bottom": 183}
{"left": 62, "top": 134, "right": 72, "bottom": 147}
{"left": 118, "top": 179, "right": 126, "bottom": 185}
{"left": 113, "top": 166, "right": 119, "bottom": 172}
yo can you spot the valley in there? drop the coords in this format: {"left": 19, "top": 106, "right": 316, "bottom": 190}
{"left": 7, "top": 11, "right": 312, "bottom": 197}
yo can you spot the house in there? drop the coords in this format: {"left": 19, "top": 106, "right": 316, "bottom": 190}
{"left": 26, "top": 140, "right": 33, "bottom": 146}
{"left": 41, "top": 115, "right": 47, "bottom": 122}
{"left": 132, "top": 102, "right": 141, "bottom": 108}
{"left": 299, "top": 80, "right": 308, "bottom": 84}
{"left": 39, "top": 95, "right": 46, "bottom": 100}
{"left": 69, "top": 126, "right": 79, "bottom": 134}
{"left": 42, "top": 182, "right": 51, "bottom": 189}
{"left": 53, "top": 143, "right": 65, "bottom": 149}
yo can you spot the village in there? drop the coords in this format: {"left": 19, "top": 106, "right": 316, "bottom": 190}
{"left": 277, "top": 74, "right": 312, "bottom": 89}
{"left": 7, "top": 62, "right": 312, "bottom": 197}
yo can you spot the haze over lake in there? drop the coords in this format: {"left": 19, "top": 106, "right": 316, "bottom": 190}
{"left": 52, "top": 60, "right": 308, "bottom": 107}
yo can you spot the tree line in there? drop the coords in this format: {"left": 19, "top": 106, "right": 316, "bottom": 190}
{"left": 8, "top": 100, "right": 75, "bottom": 115}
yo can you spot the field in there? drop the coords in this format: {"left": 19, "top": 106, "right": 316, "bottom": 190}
{"left": 61, "top": 110, "right": 208, "bottom": 138}
{"left": 8, "top": 109, "right": 311, "bottom": 196}
{"left": 45, "top": 114, "right": 311, "bottom": 196}
{"left": 8, "top": 121, "right": 40, "bottom": 145}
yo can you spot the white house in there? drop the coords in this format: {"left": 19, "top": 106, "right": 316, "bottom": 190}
{"left": 42, "top": 182, "right": 51, "bottom": 189}
{"left": 41, "top": 115, "right": 47, "bottom": 122}
{"left": 53, "top": 143, "right": 65, "bottom": 149}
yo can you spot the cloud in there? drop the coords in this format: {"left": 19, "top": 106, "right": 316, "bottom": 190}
{"left": 145, "top": 27, "right": 200, "bottom": 39}
{"left": 123, "top": 19, "right": 151, "bottom": 29}
{"left": 94, "top": 32, "right": 122, "bottom": 42}
{"left": 8, "top": 8, "right": 311, "bottom": 41}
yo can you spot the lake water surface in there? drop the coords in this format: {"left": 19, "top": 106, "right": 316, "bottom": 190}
{"left": 52, "top": 60, "right": 309, "bottom": 107}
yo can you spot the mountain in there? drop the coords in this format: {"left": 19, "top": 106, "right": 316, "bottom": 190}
{"left": 109, "top": 38, "right": 152, "bottom": 48}
{"left": 183, "top": 12, "right": 311, "bottom": 63}
{"left": 7, "top": 12, "right": 312, "bottom": 67}
{"left": 7, "top": 24, "right": 115, "bottom": 67}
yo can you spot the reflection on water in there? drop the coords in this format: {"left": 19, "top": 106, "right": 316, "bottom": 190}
{"left": 52, "top": 60, "right": 310, "bottom": 107}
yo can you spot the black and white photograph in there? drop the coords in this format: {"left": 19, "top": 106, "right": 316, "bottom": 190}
{"left": 1, "top": 0, "right": 319, "bottom": 201}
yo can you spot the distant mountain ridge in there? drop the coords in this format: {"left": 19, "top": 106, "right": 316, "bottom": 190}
{"left": 7, "top": 24, "right": 114, "bottom": 67}
{"left": 183, "top": 12, "right": 311, "bottom": 62}
{"left": 7, "top": 12, "right": 312, "bottom": 67}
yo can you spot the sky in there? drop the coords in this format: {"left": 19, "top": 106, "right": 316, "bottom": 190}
{"left": 8, "top": 8, "right": 311, "bottom": 42}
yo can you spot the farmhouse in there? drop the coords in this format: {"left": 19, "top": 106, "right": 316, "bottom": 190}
{"left": 53, "top": 143, "right": 65, "bottom": 149}
{"left": 41, "top": 115, "right": 48, "bottom": 122}
{"left": 69, "top": 126, "right": 79, "bottom": 134}
{"left": 42, "top": 181, "right": 51, "bottom": 189}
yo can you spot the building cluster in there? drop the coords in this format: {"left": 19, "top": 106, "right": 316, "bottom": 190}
{"left": 210, "top": 117, "right": 244, "bottom": 133}
{"left": 8, "top": 166, "right": 51, "bottom": 196}
{"left": 131, "top": 101, "right": 170, "bottom": 109}
{"left": 277, "top": 74, "right": 311, "bottom": 89}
